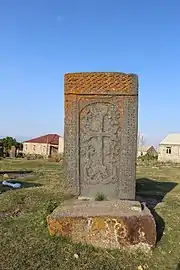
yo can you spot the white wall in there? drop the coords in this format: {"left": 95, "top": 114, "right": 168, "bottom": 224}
{"left": 23, "top": 142, "right": 50, "bottom": 156}
{"left": 58, "top": 137, "right": 64, "bottom": 153}
{"left": 137, "top": 150, "right": 147, "bottom": 157}
{"left": 137, "top": 147, "right": 157, "bottom": 157}
{"left": 158, "top": 144, "right": 180, "bottom": 163}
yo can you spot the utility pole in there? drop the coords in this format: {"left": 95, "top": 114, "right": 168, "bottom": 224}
{"left": 137, "top": 133, "right": 145, "bottom": 148}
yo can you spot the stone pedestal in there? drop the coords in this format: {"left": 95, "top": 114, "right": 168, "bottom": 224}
{"left": 47, "top": 200, "right": 156, "bottom": 249}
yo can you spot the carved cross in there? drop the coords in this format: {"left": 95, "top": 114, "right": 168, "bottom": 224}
{"left": 87, "top": 114, "right": 110, "bottom": 167}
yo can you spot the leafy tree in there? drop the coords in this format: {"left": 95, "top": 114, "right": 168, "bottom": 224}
{"left": 16, "top": 142, "right": 23, "bottom": 150}
{"left": 0, "top": 136, "right": 19, "bottom": 151}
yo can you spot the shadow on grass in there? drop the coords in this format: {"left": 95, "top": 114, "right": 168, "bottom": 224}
{"left": 0, "top": 170, "right": 33, "bottom": 175}
{"left": 136, "top": 178, "right": 177, "bottom": 244}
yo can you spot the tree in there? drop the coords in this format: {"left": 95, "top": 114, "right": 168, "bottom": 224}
{"left": 16, "top": 142, "right": 23, "bottom": 150}
{"left": 0, "top": 136, "right": 18, "bottom": 151}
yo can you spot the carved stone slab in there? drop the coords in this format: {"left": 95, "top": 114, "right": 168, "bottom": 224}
{"left": 64, "top": 72, "right": 138, "bottom": 200}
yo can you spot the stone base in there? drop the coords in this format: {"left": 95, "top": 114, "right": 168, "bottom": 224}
{"left": 47, "top": 200, "right": 156, "bottom": 250}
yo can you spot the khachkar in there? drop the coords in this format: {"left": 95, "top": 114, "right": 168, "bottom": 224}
{"left": 47, "top": 72, "right": 156, "bottom": 250}
{"left": 64, "top": 72, "right": 138, "bottom": 200}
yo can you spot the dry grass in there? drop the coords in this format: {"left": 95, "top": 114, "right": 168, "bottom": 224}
{"left": 0, "top": 159, "right": 180, "bottom": 270}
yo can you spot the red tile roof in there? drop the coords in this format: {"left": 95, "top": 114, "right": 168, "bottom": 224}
{"left": 24, "top": 134, "right": 60, "bottom": 145}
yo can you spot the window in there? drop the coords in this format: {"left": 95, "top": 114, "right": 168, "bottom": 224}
{"left": 166, "top": 147, "right": 171, "bottom": 154}
{"left": 33, "top": 145, "right": 36, "bottom": 151}
{"left": 25, "top": 144, "right": 27, "bottom": 150}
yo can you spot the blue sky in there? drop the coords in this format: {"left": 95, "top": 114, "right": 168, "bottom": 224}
{"left": 0, "top": 0, "right": 180, "bottom": 146}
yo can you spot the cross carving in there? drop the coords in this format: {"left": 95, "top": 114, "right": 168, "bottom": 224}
{"left": 87, "top": 114, "right": 110, "bottom": 167}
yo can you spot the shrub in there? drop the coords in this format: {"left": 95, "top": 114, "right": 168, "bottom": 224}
{"left": 48, "top": 153, "right": 64, "bottom": 163}
{"left": 25, "top": 154, "right": 44, "bottom": 160}
{"left": 138, "top": 153, "right": 158, "bottom": 162}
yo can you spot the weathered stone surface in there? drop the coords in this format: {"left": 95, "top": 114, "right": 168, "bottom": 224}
{"left": 47, "top": 200, "right": 156, "bottom": 249}
{"left": 64, "top": 72, "right": 138, "bottom": 200}
{"left": 10, "top": 146, "right": 16, "bottom": 158}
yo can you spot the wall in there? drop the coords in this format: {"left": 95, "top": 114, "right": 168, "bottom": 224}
{"left": 158, "top": 144, "right": 180, "bottom": 163}
{"left": 23, "top": 142, "right": 51, "bottom": 156}
{"left": 147, "top": 147, "right": 158, "bottom": 157}
{"left": 137, "top": 147, "right": 157, "bottom": 157}
{"left": 58, "top": 137, "right": 64, "bottom": 153}
{"left": 137, "top": 150, "right": 147, "bottom": 157}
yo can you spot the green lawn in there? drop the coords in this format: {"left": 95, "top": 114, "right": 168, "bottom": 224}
{"left": 0, "top": 159, "right": 180, "bottom": 270}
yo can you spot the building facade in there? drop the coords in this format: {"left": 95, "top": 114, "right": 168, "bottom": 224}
{"left": 23, "top": 134, "right": 63, "bottom": 157}
{"left": 58, "top": 136, "right": 64, "bottom": 154}
{"left": 137, "top": 145, "right": 157, "bottom": 157}
{"left": 158, "top": 133, "right": 180, "bottom": 163}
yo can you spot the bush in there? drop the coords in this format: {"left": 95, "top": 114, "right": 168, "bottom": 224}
{"left": 138, "top": 153, "right": 158, "bottom": 162}
{"left": 48, "top": 153, "right": 64, "bottom": 163}
{"left": 137, "top": 153, "right": 158, "bottom": 167}
{"left": 25, "top": 154, "right": 44, "bottom": 160}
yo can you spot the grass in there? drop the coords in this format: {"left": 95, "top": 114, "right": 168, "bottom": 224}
{"left": 0, "top": 159, "right": 180, "bottom": 270}
{"left": 95, "top": 192, "right": 107, "bottom": 201}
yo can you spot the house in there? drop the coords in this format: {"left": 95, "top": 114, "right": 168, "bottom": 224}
{"left": 158, "top": 133, "right": 180, "bottom": 163}
{"left": 137, "top": 145, "right": 157, "bottom": 157}
{"left": 23, "top": 134, "right": 63, "bottom": 157}
{"left": 58, "top": 136, "right": 64, "bottom": 154}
